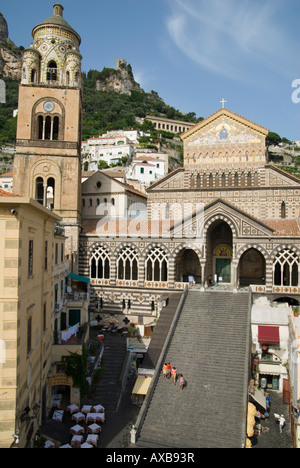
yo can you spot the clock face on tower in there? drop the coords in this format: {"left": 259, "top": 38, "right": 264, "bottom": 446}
{"left": 43, "top": 101, "right": 54, "bottom": 112}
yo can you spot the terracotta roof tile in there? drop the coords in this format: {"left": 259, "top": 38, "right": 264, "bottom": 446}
{"left": 264, "top": 219, "right": 300, "bottom": 236}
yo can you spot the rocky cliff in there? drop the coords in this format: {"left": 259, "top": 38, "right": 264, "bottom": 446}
{"left": 0, "top": 13, "right": 22, "bottom": 80}
{"left": 95, "top": 58, "right": 142, "bottom": 95}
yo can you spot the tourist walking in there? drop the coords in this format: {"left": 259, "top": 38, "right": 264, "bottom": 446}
{"left": 162, "top": 363, "right": 168, "bottom": 378}
{"left": 279, "top": 415, "right": 285, "bottom": 434}
{"left": 166, "top": 363, "right": 172, "bottom": 379}
{"left": 171, "top": 366, "right": 177, "bottom": 385}
{"left": 179, "top": 374, "right": 185, "bottom": 390}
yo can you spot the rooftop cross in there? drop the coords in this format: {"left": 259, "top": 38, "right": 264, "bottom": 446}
{"left": 220, "top": 98, "right": 227, "bottom": 109}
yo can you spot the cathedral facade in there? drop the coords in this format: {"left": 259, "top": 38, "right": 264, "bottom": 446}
{"left": 80, "top": 108, "right": 300, "bottom": 323}
{"left": 12, "top": 3, "right": 300, "bottom": 325}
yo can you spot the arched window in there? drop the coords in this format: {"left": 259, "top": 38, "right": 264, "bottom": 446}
{"left": 45, "top": 116, "right": 51, "bottom": 140}
{"left": 273, "top": 250, "right": 299, "bottom": 286}
{"left": 146, "top": 247, "right": 168, "bottom": 282}
{"left": 30, "top": 69, "right": 36, "bottom": 84}
{"left": 38, "top": 115, "right": 43, "bottom": 140}
{"left": 281, "top": 202, "right": 286, "bottom": 219}
{"left": 37, "top": 114, "right": 60, "bottom": 141}
{"left": 35, "top": 177, "right": 44, "bottom": 205}
{"left": 117, "top": 247, "right": 139, "bottom": 281}
{"left": 90, "top": 247, "right": 110, "bottom": 279}
{"left": 47, "top": 60, "right": 57, "bottom": 82}
{"left": 53, "top": 116, "right": 59, "bottom": 140}
{"left": 46, "top": 177, "right": 55, "bottom": 210}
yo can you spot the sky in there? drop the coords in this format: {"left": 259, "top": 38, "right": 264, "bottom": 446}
{"left": 1, "top": 0, "right": 300, "bottom": 140}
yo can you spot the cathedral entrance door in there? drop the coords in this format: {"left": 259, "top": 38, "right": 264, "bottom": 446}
{"left": 216, "top": 258, "right": 231, "bottom": 283}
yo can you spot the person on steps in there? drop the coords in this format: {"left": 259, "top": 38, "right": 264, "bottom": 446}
{"left": 179, "top": 374, "right": 185, "bottom": 391}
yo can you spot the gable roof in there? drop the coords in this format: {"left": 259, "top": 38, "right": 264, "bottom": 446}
{"left": 170, "top": 198, "right": 275, "bottom": 238}
{"left": 82, "top": 170, "right": 147, "bottom": 198}
{"left": 181, "top": 107, "right": 269, "bottom": 141}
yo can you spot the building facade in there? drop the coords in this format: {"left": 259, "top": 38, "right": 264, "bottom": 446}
{"left": 80, "top": 108, "right": 300, "bottom": 324}
{"left": 0, "top": 194, "right": 60, "bottom": 448}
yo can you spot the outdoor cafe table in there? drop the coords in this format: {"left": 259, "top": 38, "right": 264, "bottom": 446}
{"left": 86, "top": 412, "right": 105, "bottom": 423}
{"left": 87, "top": 423, "right": 101, "bottom": 434}
{"left": 81, "top": 442, "right": 93, "bottom": 448}
{"left": 70, "top": 424, "right": 85, "bottom": 435}
{"left": 51, "top": 399, "right": 61, "bottom": 409}
{"left": 86, "top": 434, "right": 98, "bottom": 447}
{"left": 67, "top": 404, "right": 79, "bottom": 415}
{"left": 52, "top": 410, "right": 64, "bottom": 423}
{"left": 72, "top": 412, "right": 85, "bottom": 423}
{"left": 81, "top": 405, "right": 92, "bottom": 414}
{"left": 71, "top": 435, "right": 83, "bottom": 447}
{"left": 92, "top": 404, "right": 105, "bottom": 413}
{"left": 44, "top": 440, "right": 55, "bottom": 448}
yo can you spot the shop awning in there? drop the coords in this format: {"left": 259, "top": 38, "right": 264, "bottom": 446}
{"left": 258, "top": 326, "right": 280, "bottom": 345}
{"left": 249, "top": 389, "right": 267, "bottom": 410}
{"left": 68, "top": 273, "right": 90, "bottom": 284}
{"left": 132, "top": 376, "right": 152, "bottom": 395}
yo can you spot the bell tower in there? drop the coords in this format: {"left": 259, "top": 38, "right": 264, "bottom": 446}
{"left": 13, "top": 3, "right": 82, "bottom": 271}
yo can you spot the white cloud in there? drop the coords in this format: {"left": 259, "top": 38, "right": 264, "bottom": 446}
{"left": 165, "top": 0, "right": 296, "bottom": 80}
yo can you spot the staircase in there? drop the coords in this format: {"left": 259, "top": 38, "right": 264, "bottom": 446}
{"left": 85, "top": 333, "right": 128, "bottom": 411}
{"left": 136, "top": 289, "right": 251, "bottom": 448}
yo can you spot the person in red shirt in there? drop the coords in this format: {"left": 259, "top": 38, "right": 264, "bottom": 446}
{"left": 166, "top": 362, "right": 172, "bottom": 379}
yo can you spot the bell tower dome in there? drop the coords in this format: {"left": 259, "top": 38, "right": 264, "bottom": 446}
{"left": 13, "top": 4, "right": 82, "bottom": 272}
{"left": 21, "top": 3, "right": 82, "bottom": 87}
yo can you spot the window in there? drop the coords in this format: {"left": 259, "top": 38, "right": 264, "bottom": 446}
{"left": 28, "top": 240, "right": 33, "bottom": 276}
{"left": 54, "top": 283, "right": 58, "bottom": 304}
{"left": 146, "top": 247, "right": 168, "bottom": 282}
{"left": 117, "top": 247, "right": 139, "bottom": 281}
{"left": 273, "top": 249, "right": 299, "bottom": 286}
{"left": 90, "top": 247, "right": 110, "bottom": 279}
{"left": 46, "top": 60, "right": 57, "bottom": 82}
{"left": 281, "top": 202, "right": 286, "bottom": 219}
{"left": 35, "top": 177, "right": 44, "bottom": 205}
{"left": 55, "top": 243, "right": 58, "bottom": 264}
{"left": 140, "top": 168, "right": 144, "bottom": 174}
{"left": 43, "top": 303, "right": 47, "bottom": 332}
{"left": 61, "top": 243, "right": 64, "bottom": 263}
{"left": 37, "top": 114, "right": 60, "bottom": 141}
{"left": 44, "top": 240, "right": 48, "bottom": 270}
{"left": 27, "top": 316, "right": 32, "bottom": 355}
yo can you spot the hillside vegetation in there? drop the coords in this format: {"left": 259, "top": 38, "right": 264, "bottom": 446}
{"left": 0, "top": 70, "right": 299, "bottom": 179}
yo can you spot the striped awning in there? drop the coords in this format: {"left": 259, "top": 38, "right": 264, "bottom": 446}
{"left": 132, "top": 376, "right": 152, "bottom": 395}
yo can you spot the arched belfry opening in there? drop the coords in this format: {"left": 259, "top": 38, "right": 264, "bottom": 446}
{"left": 206, "top": 220, "right": 233, "bottom": 284}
